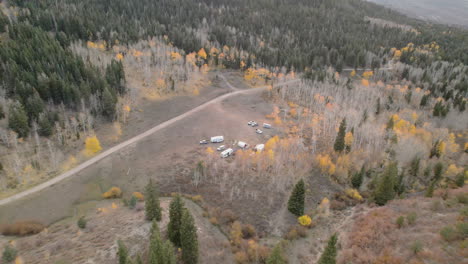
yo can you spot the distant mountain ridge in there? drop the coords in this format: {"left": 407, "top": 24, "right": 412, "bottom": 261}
{"left": 368, "top": 0, "right": 468, "bottom": 27}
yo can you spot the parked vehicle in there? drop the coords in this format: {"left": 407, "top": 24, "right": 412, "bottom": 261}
{"left": 256, "top": 129, "right": 263, "bottom": 134}
{"left": 211, "top": 136, "right": 224, "bottom": 143}
{"left": 221, "top": 148, "right": 234, "bottom": 158}
{"left": 254, "top": 144, "right": 265, "bottom": 152}
{"left": 217, "top": 145, "right": 226, "bottom": 151}
{"left": 263, "top": 123, "right": 272, "bottom": 129}
{"left": 248, "top": 121, "right": 258, "bottom": 127}
{"left": 199, "top": 140, "right": 209, "bottom": 144}
{"left": 237, "top": 141, "right": 248, "bottom": 149}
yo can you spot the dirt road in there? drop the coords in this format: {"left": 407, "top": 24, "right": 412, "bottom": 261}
{"left": 0, "top": 77, "right": 299, "bottom": 207}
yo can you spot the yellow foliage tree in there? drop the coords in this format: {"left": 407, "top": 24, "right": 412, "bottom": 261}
{"left": 102, "top": 187, "right": 122, "bottom": 199}
{"left": 344, "top": 132, "right": 354, "bottom": 147}
{"left": 447, "top": 133, "right": 459, "bottom": 153}
{"left": 298, "top": 215, "right": 312, "bottom": 227}
{"left": 85, "top": 136, "right": 102, "bottom": 156}
{"left": 393, "top": 49, "right": 402, "bottom": 58}
{"left": 362, "top": 71, "right": 373, "bottom": 79}
{"left": 317, "top": 154, "right": 336, "bottom": 175}
{"left": 350, "top": 70, "right": 356, "bottom": 77}
{"left": 437, "top": 141, "right": 446, "bottom": 157}
{"left": 197, "top": 48, "right": 207, "bottom": 59}
{"left": 345, "top": 189, "right": 363, "bottom": 201}
{"left": 445, "top": 164, "right": 462, "bottom": 178}
{"left": 115, "top": 53, "right": 124, "bottom": 60}
{"left": 132, "top": 192, "right": 145, "bottom": 201}
{"left": 361, "top": 79, "right": 369, "bottom": 87}
{"left": 265, "top": 136, "right": 279, "bottom": 150}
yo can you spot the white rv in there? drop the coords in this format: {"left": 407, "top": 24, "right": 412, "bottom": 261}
{"left": 221, "top": 148, "right": 234, "bottom": 158}
{"left": 263, "top": 123, "right": 272, "bottom": 129}
{"left": 211, "top": 136, "right": 224, "bottom": 143}
{"left": 254, "top": 144, "right": 265, "bottom": 152}
{"left": 237, "top": 141, "right": 248, "bottom": 149}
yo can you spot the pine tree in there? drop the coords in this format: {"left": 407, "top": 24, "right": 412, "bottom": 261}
{"left": 117, "top": 240, "right": 128, "bottom": 264}
{"left": 8, "top": 103, "right": 29, "bottom": 138}
{"left": 375, "top": 98, "right": 381, "bottom": 115}
{"left": 351, "top": 166, "right": 365, "bottom": 189}
{"left": 386, "top": 115, "right": 394, "bottom": 131}
{"left": 266, "top": 243, "right": 286, "bottom": 264}
{"left": 38, "top": 112, "right": 53, "bottom": 137}
{"left": 318, "top": 233, "right": 338, "bottom": 264}
{"left": 145, "top": 179, "right": 162, "bottom": 221}
{"left": 102, "top": 87, "right": 116, "bottom": 119}
{"left": 374, "top": 163, "right": 397, "bottom": 206}
{"left": 333, "top": 118, "right": 346, "bottom": 152}
{"left": 149, "top": 220, "right": 163, "bottom": 264}
{"left": 287, "top": 179, "right": 305, "bottom": 216}
{"left": 180, "top": 209, "right": 198, "bottom": 264}
{"left": 162, "top": 240, "right": 177, "bottom": 264}
{"left": 425, "top": 181, "right": 435, "bottom": 197}
{"left": 433, "top": 162, "right": 444, "bottom": 181}
{"left": 168, "top": 194, "right": 184, "bottom": 247}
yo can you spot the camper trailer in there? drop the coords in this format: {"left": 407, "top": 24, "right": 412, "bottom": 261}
{"left": 237, "top": 141, "right": 248, "bottom": 149}
{"left": 254, "top": 144, "right": 265, "bottom": 152}
{"left": 211, "top": 136, "right": 224, "bottom": 143}
{"left": 263, "top": 123, "right": 272, "bottom": 129}
{"left": 221, "top": 148, "right": 234, "bottom": 158}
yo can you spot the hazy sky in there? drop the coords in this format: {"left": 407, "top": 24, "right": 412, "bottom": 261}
{"left": 367, "top": 0, "right": 468, "bottom": 27}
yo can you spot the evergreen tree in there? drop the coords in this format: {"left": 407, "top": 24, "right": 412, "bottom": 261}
{"left": 168, "top": 194, "right": 184, "bottom": 247}
{"left": 333, "top": 118, "right": 346, "bottom": 153}
{"left": 145, "top": 179, "right": 162, "bottom": 221}
{"left": 433, "top": 162, "right": 444, "bottom": 181}
{"left": 117, "top": 240, "right": 128, "bottom": 264}
{"left": 266, "top": 243, "right": 286, "bottom": 264}
{"left": 287, "top": 179, "right": 305, "bottom": 216}
{"left": 375, "top": 98, "right": 381, "bottom": 115}
{"left": 425, "top": 181, "right": 435, "bottom": 197}
{"left": 180, "top": 209, "right": 198, "bottom": 264}
{"left": 149, "top": 220, "right": 163, "bottom": 264}
{"left": 0, "top": 104, "right": 5, "bottom": 119}
{"left": 386, "top": 115, "right": 394, "bottom": 131}
{"left": 162, "top": 240, "right": 177, "bottom": 264}
{"left": 8, "top": 103, "right": 29, "bottom": 137}
{"left": 351, "top": 166, "right": 365, "bottom": 189}
{"left": 102, "top": 87, "right": 116, "bottom": 119}
{"left": 318, "top": 233, "right": 338, "bottom": 264}
{"left": 374, "top": 162, "right": 397, "bottom": 206}
{"left": 38, "top": 112, "right": 53, "bottom": 137}
{"left": 420, "top": 94, "right": 429, "bottom": 107}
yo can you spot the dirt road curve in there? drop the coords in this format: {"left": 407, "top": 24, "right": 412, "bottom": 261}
{"left": 0, "top": 77, "right": 299, "bottom": 206}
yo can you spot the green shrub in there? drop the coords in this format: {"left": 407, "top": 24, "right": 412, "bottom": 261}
{"left": 406, "top": 212, "right": 417, "bottom": 225}
{"left": 440, "top": 226, "right": 458, "bottom": 241}
{"left": 2, "top": 245, "right": 17, "bottom": 263}
{"left": 455, "top": 173, "right": 465, "bottom": 187}
{"left": 77, "top": 217, "right": 87, "bottom": 229}
{"left": 410, "top": 240, "right": 423, "bottom": 255}
{"left": 129, "top": 196, "right": 137, "bottom": 209}
{"left": 456, "top": 193, "right": 468, "bottom": 204}
{"left": 396, "top": 216, "right": 405, "bottom": 228}
{"left": 456, "top": 222, "right": 468, "bottom": 239}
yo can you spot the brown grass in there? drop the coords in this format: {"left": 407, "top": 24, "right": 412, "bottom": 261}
{"left": 0, "top": 221, "right": 46, "bottom": 236}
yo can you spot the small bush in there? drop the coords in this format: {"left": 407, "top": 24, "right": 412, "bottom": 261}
{"left": 77, "top": 217, "right": 87, "bottom": 229}
{"left": 430, "top": 200, "right": 443, "bottom": 211}
{"left": 241, "top": 224, "right": 256, "bottom": 239}
{"left": 221, "top": 209, "right": 238, "bottom": 224}
{"left": 455, "top": 173, "right": 465, "bottom": 187}
{"left": 284, "top": 227, "right": 299, "bottom": 240}
{"left": 132, "top": 192, "right": 144, "bottom": 201}
{"left": 209, "top": 217, "right": 219, "bottom": 225}
{"left": 2, "top": 245, "right": 17, "bottom": 263}
{"left": 330, "top": 200, "right": 346, "bottom": 210}
{"left": 0, "top": 221, "right": 45, "bottom": 236}
{"left": 102, "top": 187, "right": 122, "bottom": 199}
{"left": 234, "top": 251, "right": 249, "bottom": 264}
{"left": 298, "top": 215, "right": 312, "bottom": 227}
{"left": 440, "top": 226, "right": 458, "bottom": 241}
{"left": 345, "top": 188, "right": 363, "bottom": 201}
{"left": 410, "top": 240, "right": 423, "bottom": 255}
{"left": 191, "top": 195, "right": 203, "bottom": 203}
{"left": 406, "top": 212, "right": 417, "bottom": 225}
{"left": 396, "top": 216, "right": 405, "bottom": 228}
{"left": 129, "top": 196, "right": 137, "bottom": 209}
{"left": 456, "top": 193, "right": 468, "bottom": 204}
{"left": 456, "top": 222, "right": 468, "bottom": 239}
{"left": 296, "top": 225, "right": 308, "bottom": 238}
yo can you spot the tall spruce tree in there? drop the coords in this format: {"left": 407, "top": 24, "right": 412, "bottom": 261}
{"left": 180, "top": 209, "right": 198, "bottom": 264}
{"left": 287, "top": 179, "right": 305, "bottom": 216}
{"left": 8, "top": 103, "right": 29, "bottom": 138}
{"left": 374, "top": 162, "right": 398, "bottom": 206}
{"left": 266, "top": 243, "right": 287, "bottom": 264}
{"left": 145, "top": 179, "right": 162, "bottom": 221}
{"left": 333, "top": 118, "right": 346, "bottom": 152}
{"left": 162, "top": 240, "right": 177, "bottom": 264}
{"left": 149, "top": 220, "right": 163, "bottom": 264}
{"left": 168, "top": 194, "right": 184, "bottom": 247}
{"left": 117, "top": 240, "right": 128, "bottom": 264}
{"left": 318, "top": 233, "right": 338, "bottom": 264}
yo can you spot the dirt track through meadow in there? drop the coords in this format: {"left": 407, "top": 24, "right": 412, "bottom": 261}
{"left": 0, "top": 77, "right": 299, "bottom": 207}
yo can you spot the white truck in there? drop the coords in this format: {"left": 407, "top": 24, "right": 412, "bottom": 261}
{"left": 211, "top": 136, "right": 224, "bottom": 143}
{"left": 220, "top": 148, "right": 234, "bottom": 158}
{"left": 263, "top": 123, "right": 272, "bottom": 129}
{"left": 237, "top": 141, "right": 248, "bottom": 149}
{"left": 254, "top": 144, "right": 265, "bottom": 152}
